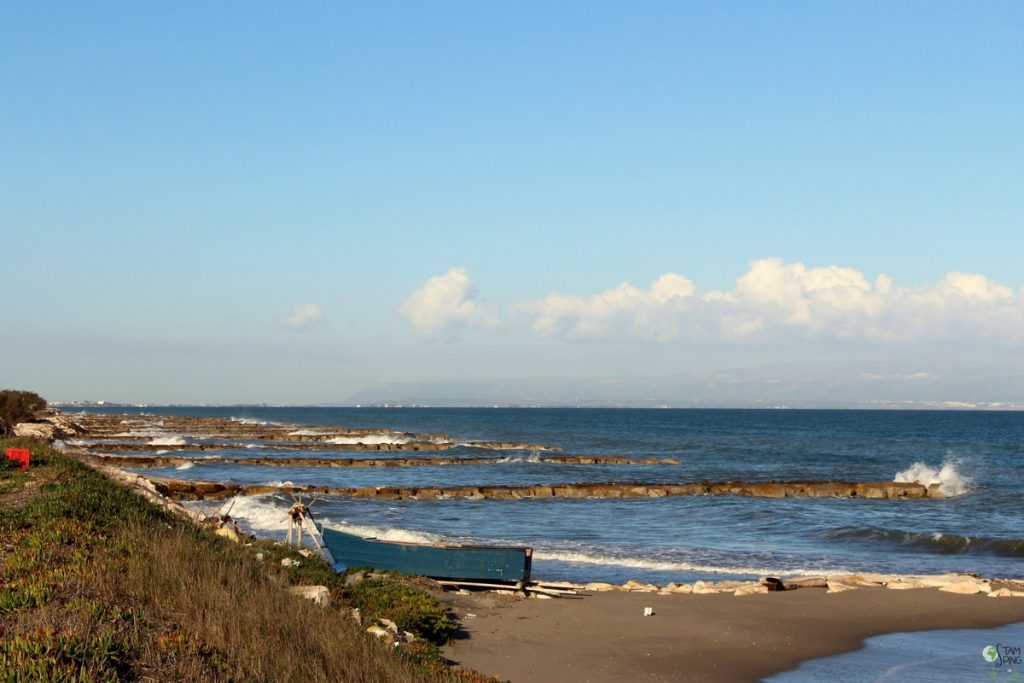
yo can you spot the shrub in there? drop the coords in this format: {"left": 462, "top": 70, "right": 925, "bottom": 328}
{"left": 347, "top": 576, "right": 457, "bottom": 645}
{"left": 0, "top": 389, "right": 47, "bottom": 435}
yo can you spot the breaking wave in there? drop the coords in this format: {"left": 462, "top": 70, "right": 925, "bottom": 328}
{"left": 894, "top": 458, "right": 973, "bottom": 497}
{"left": 322, "top": 521, "right": 444, "bottom": 545}
{"left": 496, "top": 454, "right": 543, "bottom": 464}
{"left": 328, "top": 434, "right": 410, "bottom": 445}
{"left": 149, "top": 436, "right": 188, "bottom": 446}
{"left": 822, "top": 527, "right": 1024, "bottom": 558}
{"left": 532, "top": 549, "right": 846, "bottom": 578}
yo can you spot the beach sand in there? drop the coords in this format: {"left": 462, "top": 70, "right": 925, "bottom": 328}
{"left": 442, "top": 587, "right": 1024, "bottom": 682}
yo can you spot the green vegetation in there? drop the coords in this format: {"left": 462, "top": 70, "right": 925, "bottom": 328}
{"left": 0, "top": 390, "right": 47, "bottom": 436}
{"left": 348, "top": 576, "right": 458, "bottom": 645}
{"left": 0, "top": 438, "right": 492, "bottom": 682}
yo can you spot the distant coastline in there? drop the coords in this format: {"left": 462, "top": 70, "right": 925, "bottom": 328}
{"left": 53, "top": 400, "right": 1024, "bottom": 411}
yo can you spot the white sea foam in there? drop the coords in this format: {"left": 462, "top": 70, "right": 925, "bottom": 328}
{"left": 894, "top": 458, "right": 973, "bottom": 497}
{"left": 149, "top": 436, "right": 188, "bottom": 446}
{"left": 497, "top": 454, "right": 543, "bottom": 464}
{"left": 175, "top": 462, "right": 195, "bottom": 470}
{"left": 230, "top": 417, "right": 278, "bottom": 426}
{"left": 288, "top": 429, "right": 329, "bottom": 436}
{"left": 198, "top": 496, "right": 291, "bottom": 533}
{"left": 323, "top": 521, "right": 444, "bottom": 545}
{"left": 328, "top": 434, "right": 410, "bottom": 445}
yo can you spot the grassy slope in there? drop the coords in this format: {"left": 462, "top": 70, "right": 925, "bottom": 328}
{"left": 0, "top": 439, "right": 492, "bottom": 682}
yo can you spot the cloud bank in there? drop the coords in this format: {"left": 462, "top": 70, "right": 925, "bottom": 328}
{"left": 400, "top": 259, "right": 1024, "bottom": 344}
{"left": 281, "top": 303, "right": 324, "bottom": 329}
{"left": 398, "top": 267, "right": 496, "bottom": 336}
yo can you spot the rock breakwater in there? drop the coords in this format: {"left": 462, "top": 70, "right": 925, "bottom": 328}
{"left": 147, "top": 477, "right": 931, "bottom": 501}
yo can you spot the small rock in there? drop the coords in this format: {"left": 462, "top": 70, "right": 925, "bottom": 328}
{"left": 255, "top": 552, "right": 265, "bottom": 561}
{"left": 378, "top": 618, "right": 399, "bottom": 633}
{"left": 939, "top": 580, "right": 991, "bottom": 595}
{"left": 826, "top": 581, "right": 857, "bottom": 594}
{"left": 215, "top": 527, "right": 241, "bottom": 543}
{"left": 366, "top": 625, "right": 394, "bottom": 643}
{"left": 345, "top": 572, "right": 367, "bottom": 588}
{"left": 287, "top": 585, "right": 331, "bottom": 607}
{"left": 583, "top": 582, "right": 617, "bottom": 592}
{"left": 281, "top": 557, "right": 301, "bottom": 568}
{"left": 733, "top": 584, "right": 768, "bottom": 596}
{"left": 623, "top": 579, "right": 658, "bottom": 592}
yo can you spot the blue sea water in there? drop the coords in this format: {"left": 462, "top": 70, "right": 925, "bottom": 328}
{"left": 766, "top": 620, "right": 1024, "bottom": 682}
{"left": 72, "top": 406, "right": 1024, "bottom": 585}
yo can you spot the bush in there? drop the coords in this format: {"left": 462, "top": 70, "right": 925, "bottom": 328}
{"left": 347, "top": 576, "right": 457, "bottom": 645}
{"left": 0, "top": 389, "right": 47, "bottom": 435}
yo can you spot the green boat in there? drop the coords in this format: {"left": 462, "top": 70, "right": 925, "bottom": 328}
{"left": 321, "top": 527, "right": 533, "bottom": 586}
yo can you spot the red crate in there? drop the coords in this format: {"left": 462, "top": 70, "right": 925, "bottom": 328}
{"left": 5, "top": 448, "right": 30, "bottom": 471}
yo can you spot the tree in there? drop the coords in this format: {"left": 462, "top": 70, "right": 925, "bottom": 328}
{"left": 0, "top": 390, "right": 47, "bottom": 436}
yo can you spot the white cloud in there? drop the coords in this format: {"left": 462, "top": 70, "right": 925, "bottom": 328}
{"left": 401, "top": 259, "right": 1024, "bottom": 344}
{"left": 282, "top": 303, "right": 324, "bottom": 329}
{"left": 398, "top": 267, "right": 496, "bottom": 336}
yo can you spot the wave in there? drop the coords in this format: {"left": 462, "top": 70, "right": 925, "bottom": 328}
{"left": 186, "top": 496, "right": 289, "bottom": 533}
{"left": 328, "top": 435, "right": 410, "bottom": 445}
{"left": 288, "top": 429, "right": 330, "bottom": 436}
{"left": 230, "top": 417, "right": 279, "bottom": 426}
{"left": 202, "top": 495, "right": 446, "bottom": 544}
{"left": 175, "top": 462, "right": 195, "bottom": 470}
{"left": 823, "top": 526, "right": 1024, "bottom": 558}
{"left": 322, "top": 521, "right": 445, "bottom": 545}
{"left": 149, "top": 436, "right": 188, "bottom": 446}
{"left": 893, "top": 458, "right": 972, "bottom": 497}
{"left": 496, "top": 454, "right": 543, "bottom": 464}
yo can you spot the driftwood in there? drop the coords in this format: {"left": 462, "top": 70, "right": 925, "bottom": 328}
{"left": 435, "top": 579, "right": 579, "bottom": 597}
{"left": 761, "top": 576, "right": 830, "bottom": 591}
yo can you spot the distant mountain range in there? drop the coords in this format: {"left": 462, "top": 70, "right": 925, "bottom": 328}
{"left": 345, "top": 359, "right": 1024, "bottom": 409}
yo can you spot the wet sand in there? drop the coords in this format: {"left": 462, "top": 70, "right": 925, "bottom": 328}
{"left": 442, "top": 588, "right": 1024, "bottom": 682}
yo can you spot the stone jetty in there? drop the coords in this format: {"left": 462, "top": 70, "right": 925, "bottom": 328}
{"left": 146, "top": 477, "right": 933, "bottom": 501}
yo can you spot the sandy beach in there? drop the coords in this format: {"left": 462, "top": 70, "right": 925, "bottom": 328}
{"left": 443, "top": 587, "right": 1024, "bottom": 682}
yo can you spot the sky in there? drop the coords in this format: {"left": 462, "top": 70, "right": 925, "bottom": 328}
{"left": 2, "top": 2, "right": 1022, "bottom": 405}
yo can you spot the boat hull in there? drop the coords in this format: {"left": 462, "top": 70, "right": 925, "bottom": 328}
{"left": 321, "top": 527, "right": 532, "bottom": 584}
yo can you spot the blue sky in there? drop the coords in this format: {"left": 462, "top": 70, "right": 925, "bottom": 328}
{"left": 2, "top": 2, "right": 1022, "bottom": 404}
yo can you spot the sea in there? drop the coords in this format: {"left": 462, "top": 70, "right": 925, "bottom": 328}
{"left": 67, "top": 406, "right": 1024, "bottom": 586}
